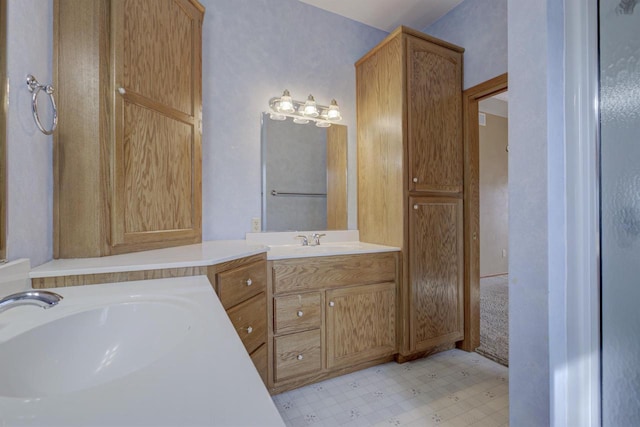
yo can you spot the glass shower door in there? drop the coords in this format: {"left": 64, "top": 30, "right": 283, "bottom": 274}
{"left": 600, "top": 1, "right": 640, "bottom": 425}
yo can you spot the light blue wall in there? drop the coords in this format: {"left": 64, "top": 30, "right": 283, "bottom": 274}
{"left": 422, "top": 0, "right": 507, "bottom": 89}
{"left": 5, "top": 0, "right": 53, "bottom": 267}
{"left": 3, "top": 0, "right": 386, "bottom": 265}
{"left": 509, "top": 0, "right": 567, "bottom": 424}
{"left": 200, "top": 0, "right": 387, "bottom": 239}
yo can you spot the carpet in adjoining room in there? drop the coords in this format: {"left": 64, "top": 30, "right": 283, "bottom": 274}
{"left": 475, "top": 274, "right": 509, "bottom": 366}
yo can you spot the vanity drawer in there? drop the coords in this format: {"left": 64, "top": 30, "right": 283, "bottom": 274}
{"left": 272, "top": 253, "right": 396, "bottom": 294}
{"left": 218, "top": 260, "right": 267, "bottom": 309}
{"left": 274, "top": 329, "right": 322, "bottom": 382}
{"left": 226, "top": 292, "right": 266, "bottom": 354}
{"left": 274, "top": 292, "right": 321, "bottom": 334}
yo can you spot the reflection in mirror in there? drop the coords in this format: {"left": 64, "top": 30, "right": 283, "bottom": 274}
{"left": 261, "top": 113, "right": 347, "bottom": 232}
{"left": 0, "top": 0, "right": 7, "bottom": 260}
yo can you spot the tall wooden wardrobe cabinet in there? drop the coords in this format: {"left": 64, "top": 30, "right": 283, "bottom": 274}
{"left": 53, "top": 0, "right": 204, "bottom": 258}
{"left": 356, "top": 27, "right": 464, "bottom": 360}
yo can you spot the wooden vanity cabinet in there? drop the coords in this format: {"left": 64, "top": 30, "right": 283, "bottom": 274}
{"left": 356, "top": 27, "right": 465, "bottom": 359}
{"left": 326, "top": 282, "right": 396, "bottom": 370}
{"left": 267, "top": 252, "right": 399, "bottom": 394}
{"left": 208, "top": 253, "right": 268, "bottom": 385}
{"left": 53, "top": 0, "right": 204, "bottom": 258}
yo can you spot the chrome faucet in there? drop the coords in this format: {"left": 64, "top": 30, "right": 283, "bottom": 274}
{"left": 0, "top": 291, "right": 63, "bottom": 314}
{"left": 296, "top": 235, "right": 309, "bottom": 246}
{"left": 311, "top": 233, "right": 326, "bottom": 246}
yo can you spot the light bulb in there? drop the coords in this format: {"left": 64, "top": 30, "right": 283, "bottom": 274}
{"left": 327, "top": 99, "right": 342, "bottom": 121}
{"left": 303, "top": 94, "right": 319, "bottom": 117}
{"left": 278, "top": 89, "right": 294, "bottom": 113}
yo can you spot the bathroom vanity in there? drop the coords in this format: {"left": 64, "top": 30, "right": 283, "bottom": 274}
{"left": 267, "top": 251, "right": 399, "bottom": 394}
{"left": 29, "top": 233, "right": 401, "bottom": 396}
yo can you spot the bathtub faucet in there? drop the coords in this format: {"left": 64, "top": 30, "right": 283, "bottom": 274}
{"left": 0, "top": 291, "right": 63, "bottom": 314}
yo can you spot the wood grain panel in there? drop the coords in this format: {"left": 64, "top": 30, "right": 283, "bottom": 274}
{"left": 409, "top": 197, "right": 464, "bottom": 350}
{"left": 273, "top": 329, "right": 322, "bottom": 382}
{"left": 326, "top": 124, "right": 348, "bottom": 230}
{"left": 326, "top": 282, "right": 397, "bottom": 369}
{"left": 111, "top": 0, "right": 202, "bottom": 252}
{"left": 122, "top": 0, "right": 193, "bottom": 114}
{"left": 250, "top": 343, "right": 268, "bottom": 386}
{"left": 355, "top": 26, "right": 463, "bottom": 67}
{"left": 272, "top": 253, "right": 396, "bottom": 294}
{"left": 122, "top": 104, "right": 194, "bottom": 234}
{"left": 274, "top": 292, "right": 322, "bottom": 335}
{"left": 356, "top": 34, "right": 405, "bottom": 248}
{"left": 54, "top": 0, "right": 111, "bottom": 258}
{"left": 226, "top": 292, "right": 267, "bottom": 355}
{"left": 217, "top": 260, "right": 266, "bottom": 309}
{"left": 31, "top": 266, "right": 207, "bottom": 289}
{"left": 407, "top": 36, "right": 463, "bottom": 194}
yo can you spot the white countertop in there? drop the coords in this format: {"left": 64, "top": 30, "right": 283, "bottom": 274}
{"left": 29, "top": 240, "right": 267, "bottom": 278}
{"left": 0, "top": 276, "right": 285, "bottom": 427}
{"left": 246, "top": 230, "right": 400, "bottom": 260}
{"left": 29, "top": 234, "right": 400, "bottom": 279}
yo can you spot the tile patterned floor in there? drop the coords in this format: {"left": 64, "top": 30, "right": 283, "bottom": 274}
{"left": 272, "top": 349, "right": 509, "bottom": 427}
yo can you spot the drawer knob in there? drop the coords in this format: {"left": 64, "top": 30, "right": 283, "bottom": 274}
{"left": 246, "top": 278, "right": 252, "bottom": 286}
{"left": 329, "top": 301, "right": 335, "bottom": 307}
{"left": 413, "top": 204, "right": 419, "bottom": 210}
{"left": 413, "top": 177, "right": 418, "bottom": 183}
{"left": 246, "top": 326, "right": 253, "bottom": 334}
{"left": 118, "top": 87, "right": 126, "bottom": 95}
{"left": 297, "top": 311, "right": 304, "bottom": 317}
{"left": 297, "top": 354, "right": 304, "bottom": 361}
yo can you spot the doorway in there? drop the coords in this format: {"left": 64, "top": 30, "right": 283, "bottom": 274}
{"left": 458, "top": 73, "right": 508, "bottom": 358}
{"left": 475, "top": 92, "right": 509, "bottom": 365}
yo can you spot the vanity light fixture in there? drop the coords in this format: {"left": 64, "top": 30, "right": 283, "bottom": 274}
{"left": 268, "top": 90, "right": 342, "bottom": 127}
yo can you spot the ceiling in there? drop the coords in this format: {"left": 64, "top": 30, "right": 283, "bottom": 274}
{"left": 298, "top": 0, "right": 464, "bottom": 33}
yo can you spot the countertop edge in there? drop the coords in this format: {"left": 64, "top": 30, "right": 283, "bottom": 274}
{"left": 29, "top": 243, "right": 267, "bottom": 279}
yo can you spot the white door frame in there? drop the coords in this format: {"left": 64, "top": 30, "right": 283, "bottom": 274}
{"left": 550, "top": 0, "right": 601, "bottom": 425}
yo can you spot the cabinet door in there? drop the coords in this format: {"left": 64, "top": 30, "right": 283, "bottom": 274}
{"left": 407, "top": 36, "right": 462, "bottom": 194}
{"left": 111, "top": 0, "right": 203, "bottom": 252}
{"left": 409, "top": 197, "right": 464, "bottom": 351}
{"left": 326, "top": 282, "right": 396, "bottom": 370}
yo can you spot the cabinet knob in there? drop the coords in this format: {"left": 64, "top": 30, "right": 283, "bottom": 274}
{"left": 297, "top": 354, "right": 304, "bottom": 361}
{"left": 329, "top": 301, "right": 335, "bottom": 307}
{"left": 246, "top": 278, "right": 252, "bottom": 286}
{"left": 413, "top": 177, "right": 418, "bottom": 183}
{"left": 117, "top": 87, "right": 126, "bottom": 95}
{"left": 297, "top": 310, "right": 304, "bottom": 317}
{"left": 246, "top": 326, "right": 253, "bottom": 334}
{"left": 413, "top": 204, "right": 419, "bottom": 210}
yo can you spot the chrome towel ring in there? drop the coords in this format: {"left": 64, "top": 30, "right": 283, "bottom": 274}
{"left": 26, "top": 74, "right": 57, "bottom": 135}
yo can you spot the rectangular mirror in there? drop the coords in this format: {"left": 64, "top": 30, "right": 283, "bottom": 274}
{"left": 261, "top": 113, "right": 347, "bottom": 232}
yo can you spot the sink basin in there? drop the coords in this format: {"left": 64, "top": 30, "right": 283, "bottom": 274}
{"left": 0, "top": 301, "right": 193, "bottom": 398}
{"left": 266, "top": 241, "right": 399, "bottom": 260}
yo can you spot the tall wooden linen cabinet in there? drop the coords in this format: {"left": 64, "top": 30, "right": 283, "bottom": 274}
{"left": 53, "top": 0, "right": 204, "bottom": 258}
{"left": 356, "top": 27, "right": 465, "bottom": 359}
